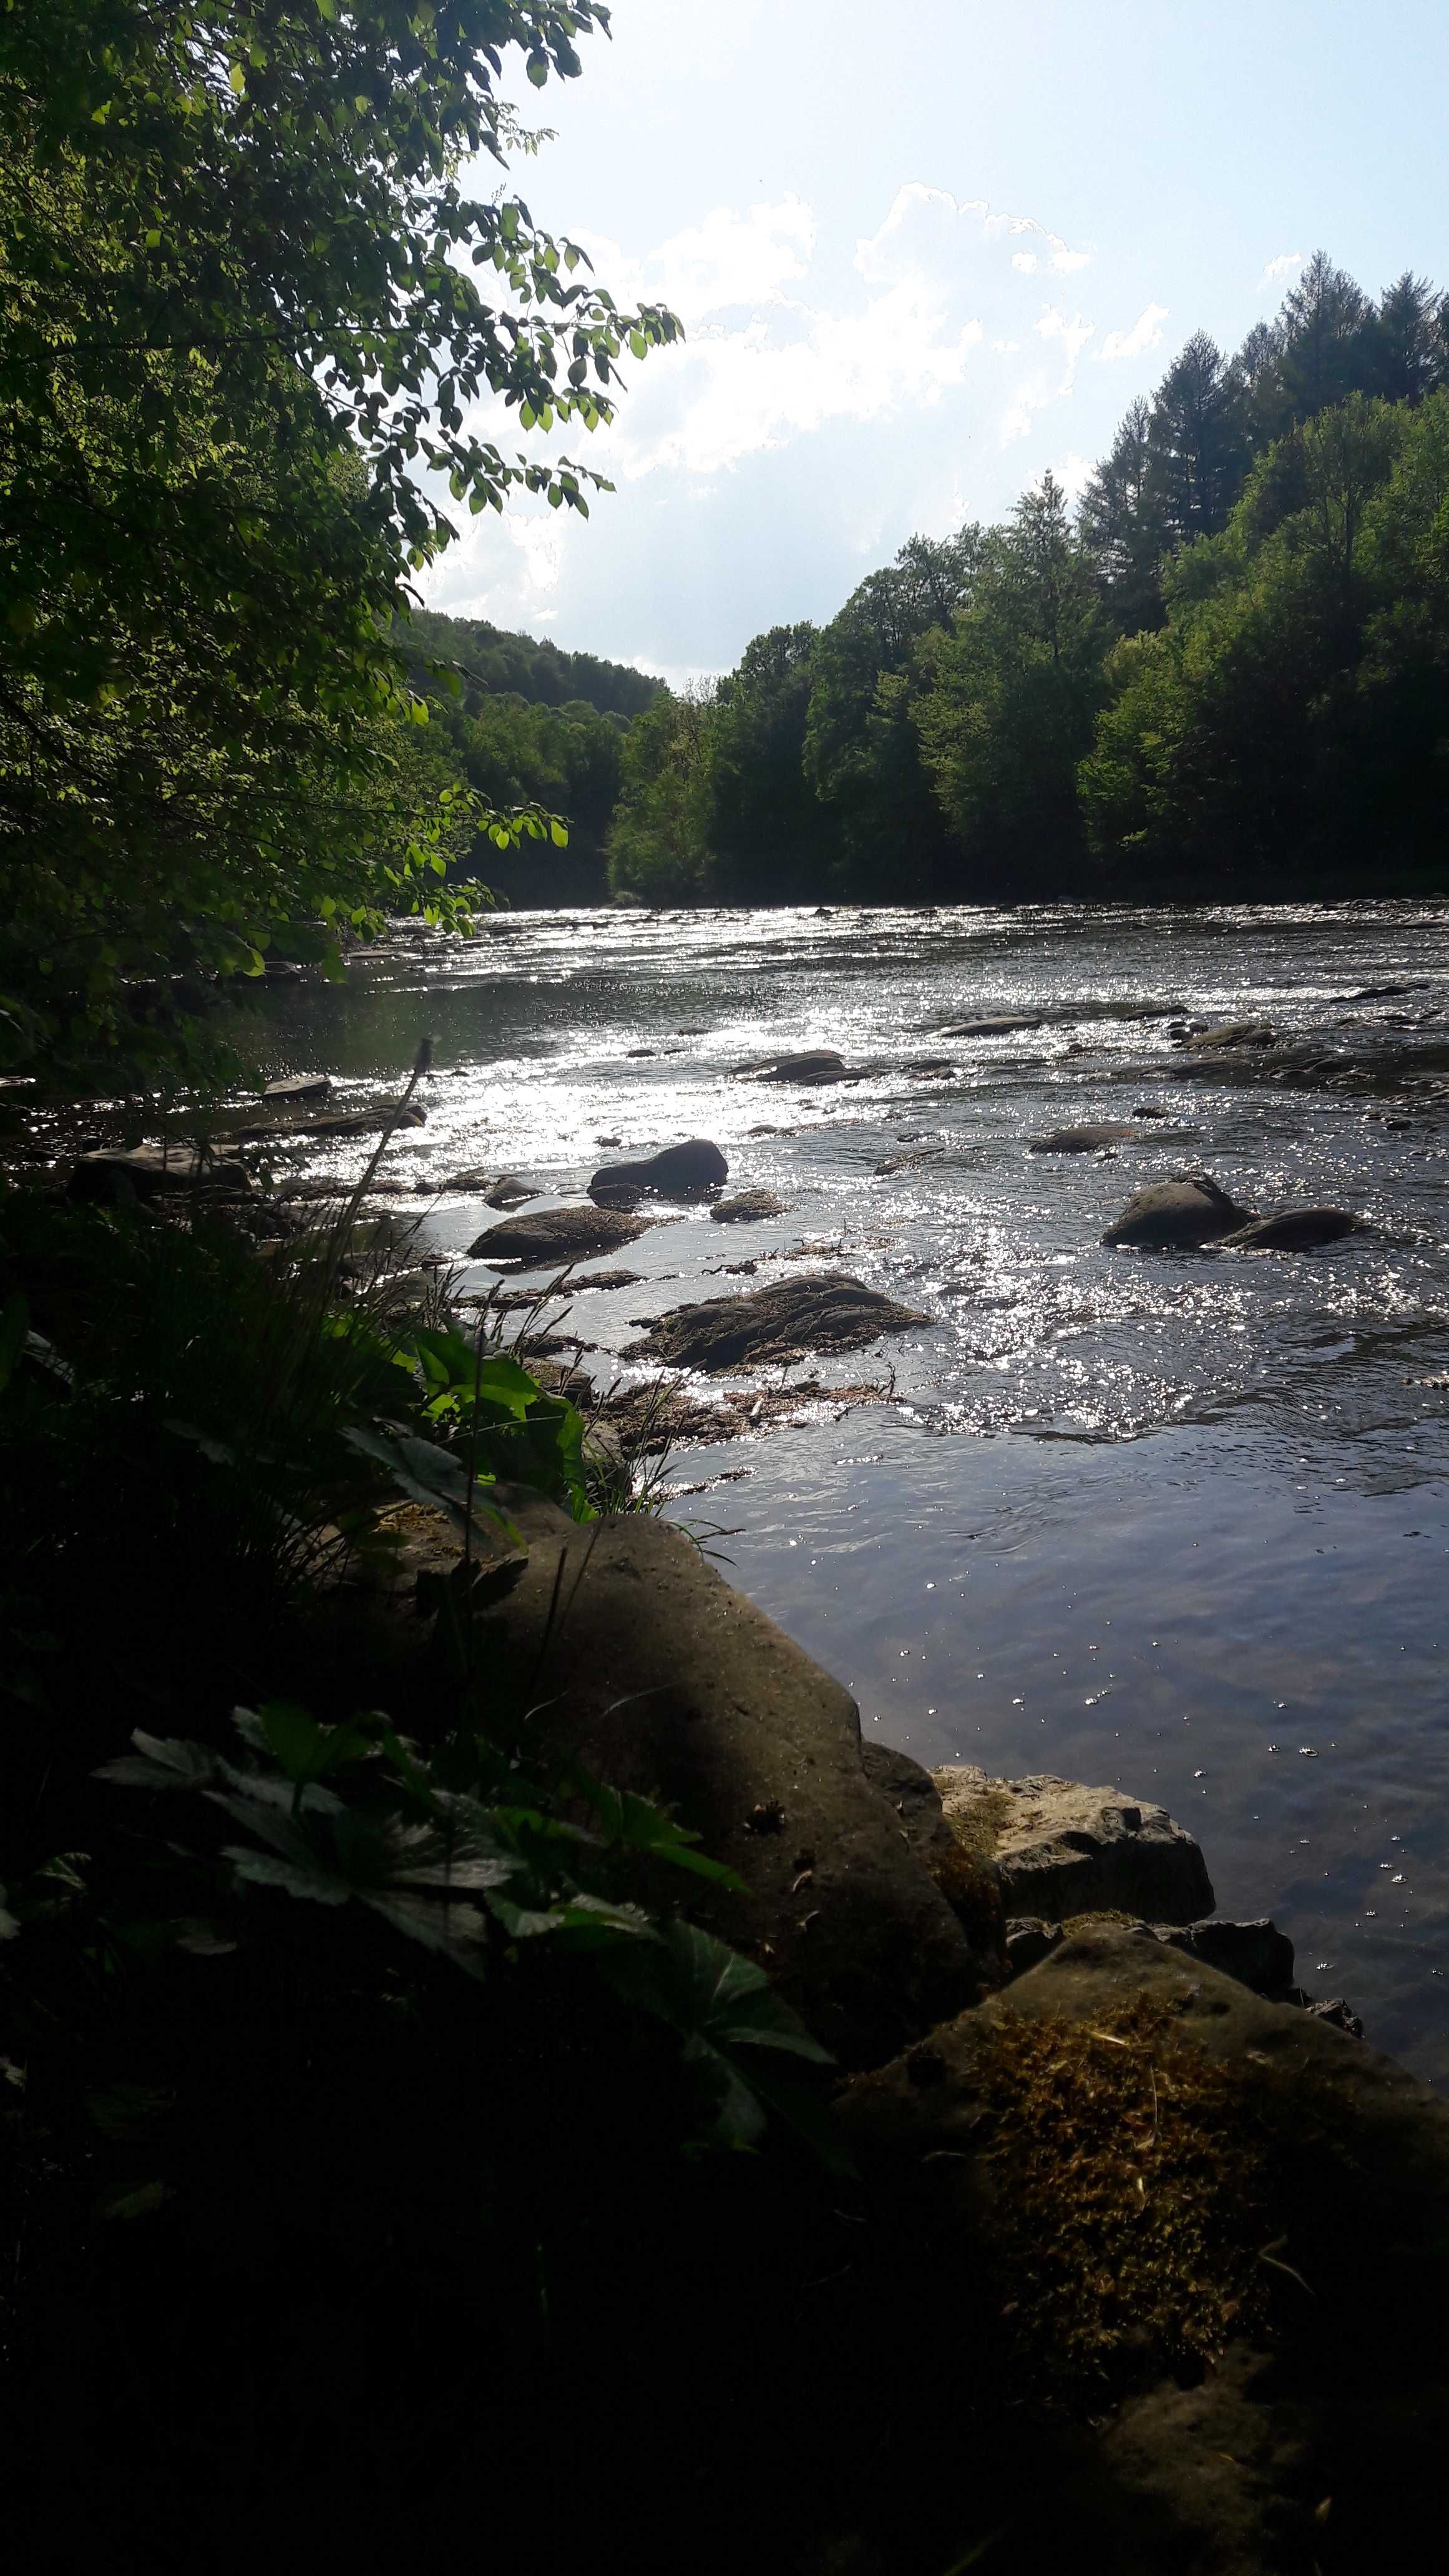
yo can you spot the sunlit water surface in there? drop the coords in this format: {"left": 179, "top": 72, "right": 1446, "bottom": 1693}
{"left": 244, "top": 902, "right": 1449, "bottom": 2077}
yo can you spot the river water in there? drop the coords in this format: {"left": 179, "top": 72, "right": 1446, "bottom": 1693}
{"left": 246, "top": 901, "right": 1449, "bottom": 2078}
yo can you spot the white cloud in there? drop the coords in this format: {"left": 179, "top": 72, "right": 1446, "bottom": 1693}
{"left": 1259, "top": 251, "right": 1304, "bottom": 290}
{"left": 1097, "top": 301, "right": 1169, "bottom": 361}
{"left": 1052, "top": 451, "right": 1096, "bottom": 502}
{"left": 574, "top": 196, "right": 814, "bottom": 322}
{"left": 1012, "top": 251, "right": 1038, "bottom": 274}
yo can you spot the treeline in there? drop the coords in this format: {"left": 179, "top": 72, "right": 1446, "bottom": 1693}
{"left": 399, "top": 608, "right": 664, "bottom": 904}
{"left": 609, "top": 256, "right": 1449, "bottom": 904}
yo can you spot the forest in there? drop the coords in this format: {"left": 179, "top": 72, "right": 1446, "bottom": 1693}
{"left": 607, "top": 256, "right": 1449, "bottom": 906}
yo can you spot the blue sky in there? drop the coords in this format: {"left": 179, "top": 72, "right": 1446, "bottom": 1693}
{"left": 422, "top": 0, "right": 1449, "bottom": 679}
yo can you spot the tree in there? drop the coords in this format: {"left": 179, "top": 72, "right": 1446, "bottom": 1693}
{"left": 1363, "top": 271, "right": 1448, "bottom": 407}
{"left": 1144, "top": 333, "right": 1249, "bottom": 545}
{"left": 607, "top": 689, "right": 715, "bottom": 903}
{"left": 803, "top": 531, "right": 977, "bottom": 892}
{"left": 1274, "top": 250, "right": 1372, "bottom": 426}
{"left": 1078, "top": 397, "right": 1167, "bottom": 632}
{"left": 0, "top": 2, "right": 680, "bottom": 1070}
{"left": 916, "top": 474, "right": 1110, "bottom": 886}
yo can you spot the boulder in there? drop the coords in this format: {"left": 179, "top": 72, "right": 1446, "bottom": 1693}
{"left": 937, "top": 1014, "right": 1043, "bottom": 1038}
{"left": 468, "top": 1204, "right": 652, "bottom": 1267}
{"left": 1219, "top": 1206, "right": 1362, "bottom": 1250}
{"left": 738, "top": 1050, "right": 849, "bottom": 1085}
{"left": 589, "top": 1139, "right": 728, "bottom": 1204}
{"left": 1101, "top": 1173, "right": 1254, "bottom": 1247}
{"left": 262, "top": 1073, "right": 331, "bottom": 1104}
{"left": 630, "top": 1274, "right": 929, "bottom": 1371}
{"left": 1153, "top": 1914, "right": 1296, "bottom": 1996}
{"left": 483, "top": 1174, "right": 541, "bottom": 1211}
{"left": 839, "top": 1927, "right": 1449, "bottom": 2576}
{"left": 932, "top": 1766, "right": 1214, "bottom": 1924}
{"left": 468, "top": 1496, "right": 992, "bottom": 2065}
{"left": 1029, "top": 1123, "right": 1140, "bottom": 1153}
{"left": 709, "top": 1189, "right": 787, "bottom": 1224}
{"left": 69, "top": 1143, "right": 251, "bottom": 1201}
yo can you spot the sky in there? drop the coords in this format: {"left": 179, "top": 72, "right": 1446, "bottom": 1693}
{"left": 422, "top": 0, "right": 1449, "bottom": 681}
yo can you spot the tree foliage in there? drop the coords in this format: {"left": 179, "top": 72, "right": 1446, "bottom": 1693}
{"left": 0, "top": 1, "right": 680, "bottom": 1070}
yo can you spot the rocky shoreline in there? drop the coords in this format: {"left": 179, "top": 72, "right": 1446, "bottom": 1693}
{"left": 359, "top": 1485, "right": 1447, "bottom": 2569}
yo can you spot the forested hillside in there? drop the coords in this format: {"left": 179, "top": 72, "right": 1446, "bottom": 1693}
{"left": 611, "top": 255, "right": 1449, "bottom": 905}
{"left": 398, "top": 608, "right": 664, "bottom": 904}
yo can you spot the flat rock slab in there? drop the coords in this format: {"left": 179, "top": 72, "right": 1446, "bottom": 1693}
{"left": 1029, "top": 1122, "right": 1141, "bottom": 1152}
{"left": 589, "top": 1139, "right": 728, "bottom": 1204}
{"left": 469, "top": 1495, "right": 988, "bottom": 2065}
{"left": 469, "top": 1204, "right": 653, "bottom": 1267}
{"left": 709, "top": 1189, "right": 788, "bottom": 1223}
{"left": 1102, "top": 1173, "right": 1254, "bottom": 1247}
{"left": 1176, "top": 1019, "right": 1277, "bottom": 1051}
{"left": 223, "top": 1103, "right": 426, "bottom": 1144}
{"left": 935, "top": 1013, "right": 1045, "bottom": 1038}
{"left": 262, "top": 1073, "right": 331, "bottom": 1103}
{"left": 932, "top": 1765, "right": 1214, "bottom": 1923}
{"left": 1219, "top": 1205, "right": 1362, "bottom": 1249}
{"left": 736, "top": 1050, "right": 849, "bottom": 1084}
{"left": 630, "top": 1273, "right": 928, "bottom": 1370}
{"left": 69, "top": 1143, "right": 251, "bottom": 1200}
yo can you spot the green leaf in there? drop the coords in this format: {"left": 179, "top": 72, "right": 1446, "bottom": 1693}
{"left": 96, "top": 1732, "right": 224, "bottom": 1792}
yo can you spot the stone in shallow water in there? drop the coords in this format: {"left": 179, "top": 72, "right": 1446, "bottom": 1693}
{"left": 1029, "top": 1122, "right": 1141, "bottom": 1152}
{"left": 1219, "top": 1206, "right": 1362, "bottom": 1250}
{"left": 1101, "top": 1173, "right": 1252, "bottom": 1247}
{"left": 630, "top": 1274, "right": 928, "bottom": 1371}
{"left": 262, "top": 1072, "right": 331, "bottom": 1103}
{"left": 468, "top": 1204, "right": 651, "bottom": 1267}
{"left": 709, "top": 1189, "right": 787, "bottom": 1223}
{"left": 932, "top": 1766, "right": 1214, "bottom": 1925}
{"left": 937, "top": 1013, "right": 1045, "bottom": 1038}
{"left": 588, "top": 1139, "right": 728, "bottom": 1203}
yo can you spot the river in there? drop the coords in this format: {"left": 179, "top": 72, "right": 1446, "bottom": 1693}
{"left": 243, "top": 899, "right": 1449, "bottom": 2078}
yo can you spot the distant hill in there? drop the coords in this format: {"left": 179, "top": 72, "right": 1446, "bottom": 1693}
{"left": 400, "top": 607, "right": 665, "bottom": 721}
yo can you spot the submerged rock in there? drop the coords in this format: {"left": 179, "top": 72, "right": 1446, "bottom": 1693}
{"left": 468, "top": 1204, "right": 652, "bottom": 1267}
{"left": 589, "top": 1138, "right": 728, "bottom": 1203}
{"left": 1219, "top": 1206, "right": 1363, "bottom": 1249}
{"left": 630, "top": 1273, "right": 928, "bottom": 1371}
{"left": 1102, "top": 1173, "right": 1253, "bottom": 1247}
{"left": 1029, "top": 1122, "right": 1141, "bottom": 1153}
{"left": 932, "top": 1767, "right": 1214, "bottom": 1925}
{"left": 709, "top": 1189, "right": 787, "bottom": 1223}
{"left": 1177, "top": 1018, "right": 1276, "bottom": 1050}
{"left": 469, "top": 1495, "right": 992, "bottom": 2065}
{"left": 937, "top": 1013, "right": 1044, "bottom": 1038}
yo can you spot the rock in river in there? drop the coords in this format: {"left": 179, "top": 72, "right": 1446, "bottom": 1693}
{"left": 589, "top": 1138, "right": 728, "bottom": 1203}
{"left": 468, "top": 1493, "right": 990, "bottom": 2066}
{"left": 262, "top": 1072, "right": 331, "bottom": 1104}
{"left": 1101, "top": 1173, "right": 1254, "bottom": 1247}
{"left": 932, "top": 1766, "right": 1214, "bottom": 1924}
{"left": 631, "top": 1273, "right": 928, "bottom": 1370}
{"left": 1219, "top": 1205, "right": 1363, "bottom": 1250}
{"left": 70, "top": 1142, "right": 251, "bottom": 1201}
{"left": 937, "top": 1013, "right": 1044, "bottom": 1038}
{"left": 468, "top": 1204, "right": 652, "bottom": 1267}
{"left": 709, "top": 1189, "right": 787, "bottom": 1223}
{"left": 736, "top": 1049, "right": 849, "bottom": 1084}
{"left": 1029, "top": 1122, "right": 1141, "bottom": 1153}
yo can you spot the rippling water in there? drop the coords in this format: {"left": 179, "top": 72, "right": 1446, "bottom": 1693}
{"left": 246, "top": 900, "right": 1449, "bottom": 2076}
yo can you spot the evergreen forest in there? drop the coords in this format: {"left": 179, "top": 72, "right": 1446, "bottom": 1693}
{"left": 604, "top": 256, "right": 1449, "bottom": 907}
